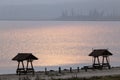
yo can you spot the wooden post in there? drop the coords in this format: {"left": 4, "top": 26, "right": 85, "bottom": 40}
{"left": 77, "top": 67, "right": 79, "bottom": 72}
{"left": 58, "top": 67, "right": 61, "bottom": 73}
{"left": 97, "top": 57, "right": 100, "bottom": 65}
{"left": 84, "top": 66, "right": 88, "bottom": 72}
{"left": 22, "top": 61, "right": 25, "bottom": 69}
{"left": 93, "top": 57, "right": 96, "bottom": 65}
{"left": 17, "top": 61, "right": 20, "bottom": 74}
{"left": 26, "top": 60, "right": 29, "bottom": 70}
{"left": 30, "top": 60, "right": 34, "bottom": 69}
{"left": 93, "top": 56, "right": 101, "bottom": 69}
{"left": 106, "top": 56, "right": 111, "bottom": 69}
{"left": 16, "top": 61, "right": 26, "bottom": 75}
{"left": 102, "top": 56, "right": 104, "bottom": 64}
{"left": 25, "top": 59, "right": 34, "bottom": 75}
{"left": 70, "top": 67, "right": 72, "bottom": 73}
{"left": 93, "top": 57, "right": 96, "bottom": 67}
{"left": 17, "top": 61, "right": 20, "bottom": 69}
{"left": 30, "top": 60, "right": 34, "bottom": 75}
{"left": 22, "top": 61, "right": 26, "bottom": 74}
{"left": 45, "top": 67, "right": 47, "bottom": 75}
{"left": 102, "top": 56, "right": 111, "bottom": 69}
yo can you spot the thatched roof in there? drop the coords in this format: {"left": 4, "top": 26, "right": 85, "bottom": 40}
{"left": 12, "top": 53, "right": 38, "bottom": 61}
{"left": 89, "top": 49, "right": 113, "bottom": 57}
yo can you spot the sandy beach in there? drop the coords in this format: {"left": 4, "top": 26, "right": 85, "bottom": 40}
{"left": 1, "top": 67, "right": 120, "bottom": 80}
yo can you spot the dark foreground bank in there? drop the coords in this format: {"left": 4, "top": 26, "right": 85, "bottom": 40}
{"left": 53, "top": 75, "right": 120, "bottom": 80}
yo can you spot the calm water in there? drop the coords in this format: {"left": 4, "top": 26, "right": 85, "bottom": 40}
{"left": 0, "top": 21, "right": 120, "bottom": 74}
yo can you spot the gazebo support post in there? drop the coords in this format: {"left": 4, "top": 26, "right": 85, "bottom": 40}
{"left": 16, "top": 61, "right": 20, "bottom": 74}
{"left": 102, "top": 56, "right": 111, "bottom": 69}
{"left": 16, "top": 61, "right": 26, "bottom": 75}
{"left": 93, "top": 56, "right": 101, "bottom": 69}
{"left": 26, "top": 60, "right": 34, "bottom": 75}
{"left": 30, "top": 60, "right": 34, "bottom": 74}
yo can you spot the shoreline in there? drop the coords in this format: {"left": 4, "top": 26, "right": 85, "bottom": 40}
{"left": 1, "top": 67, "right": 120, "bottom": 80}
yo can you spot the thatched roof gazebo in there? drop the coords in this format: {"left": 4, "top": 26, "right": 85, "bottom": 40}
{"left": 89, "top": 49, "right": 113, "bottom": 69}
{"left": 12, "top": 53, "right": 38, "bottom": 75}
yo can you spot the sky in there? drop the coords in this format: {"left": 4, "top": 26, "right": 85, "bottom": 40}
{"left": 0, "top": 0, "right": 119, "bottom": 5}
{"left": 0, "top": 0, "right": 74, "bottom": 5}
{"left": 0, "top": 0, "right": 120, "bottom": 19}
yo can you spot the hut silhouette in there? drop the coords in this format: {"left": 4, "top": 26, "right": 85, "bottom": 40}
{"left": 89, "top": 49, "right": 113, "bottom": 69}
{"left": 12, "top": 53, "right": 38, "bottom": 75}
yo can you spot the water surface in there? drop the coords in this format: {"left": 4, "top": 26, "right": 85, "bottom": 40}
{"left": 0, "top": 21, "right": 120, "bottom": 74}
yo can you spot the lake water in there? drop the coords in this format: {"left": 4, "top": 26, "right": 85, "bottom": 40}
{"left": 0, "top": 21, "right": 120, "bottom": 74}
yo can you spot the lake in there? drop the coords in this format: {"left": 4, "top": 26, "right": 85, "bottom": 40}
{"left": 0, "top": 21, "right": 120, "bottom": 74}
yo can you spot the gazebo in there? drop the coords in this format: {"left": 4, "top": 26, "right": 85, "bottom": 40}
{"left": 89, "top": 49, "right": 113, "bottom": 69}
{"left": 12, "top": 53, "right": 38, "bottom": 75}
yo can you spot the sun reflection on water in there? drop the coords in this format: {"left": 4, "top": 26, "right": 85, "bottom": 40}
{"left": 0, "top": 21, "right": 120, "bottom": 68}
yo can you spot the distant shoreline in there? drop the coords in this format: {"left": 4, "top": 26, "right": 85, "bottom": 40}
{"left": 0, "top": 19, "right": 120, "bottom": 21}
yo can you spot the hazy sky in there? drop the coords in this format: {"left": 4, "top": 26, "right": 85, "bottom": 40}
{"left": 0, "top": 0, "right": 74, "bottom": 5}
{"left": 0, "top": 0, "right": 119, "bottom": 5}
{"left": 0, "top": 0, "right": 120, "bottom": 19}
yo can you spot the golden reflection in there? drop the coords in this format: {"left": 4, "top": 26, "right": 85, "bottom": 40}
{"left": 1, "top": 23, "right": 119, "bottom": 67}
{"left": 35, "top": 53, "right": 90, "bottom": 66}
{"left": 0, "top": 26, "right": 92, "bottom": 67}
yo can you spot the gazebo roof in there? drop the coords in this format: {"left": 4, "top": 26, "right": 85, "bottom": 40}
{"left": 89, "top": 49, "right": 113, "bottom": 57}
{"left": 12, "top": 53, "right": 38, "bottom": 61}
